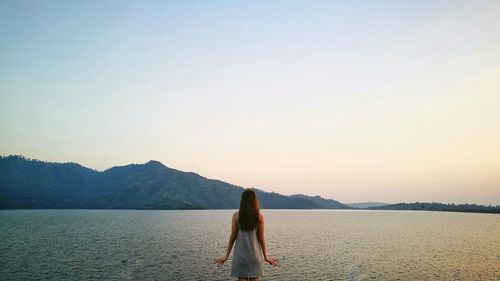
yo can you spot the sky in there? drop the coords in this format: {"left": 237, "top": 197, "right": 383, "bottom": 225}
{"left": 1, "top": 0, "right": 499, "bottom": 205}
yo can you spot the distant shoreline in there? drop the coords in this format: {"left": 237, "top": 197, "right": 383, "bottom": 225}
{"left": 1, "top": 208, "right": 498, "bottom": 214}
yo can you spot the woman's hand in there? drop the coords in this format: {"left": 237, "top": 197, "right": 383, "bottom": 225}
{"left": 265, "top": 257, "right": 279, "bottom": 267}
{"left": 213, "top": 256, "right": 228, "bottom": 267}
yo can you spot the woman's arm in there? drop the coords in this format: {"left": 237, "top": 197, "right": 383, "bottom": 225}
{"left": 214, "top": 212, "right": 238, "bottom": 266}
{"left": 257, "top": 213, "right": 279, "bottom": 266}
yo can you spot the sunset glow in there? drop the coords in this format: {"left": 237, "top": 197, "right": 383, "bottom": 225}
{"left": 1, "top": 1, "right": 499, "bottom": 205}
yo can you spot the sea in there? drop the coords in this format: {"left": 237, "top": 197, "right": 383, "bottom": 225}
{"left": 0, "top": 209, "right": 498, "bottom": 280}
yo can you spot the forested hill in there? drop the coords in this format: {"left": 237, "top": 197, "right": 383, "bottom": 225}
{"left": 290, "top": 194, "right": 348, "bottom": 209}
{"left": 0, "top": 155, "right": 352, "bottom": 210}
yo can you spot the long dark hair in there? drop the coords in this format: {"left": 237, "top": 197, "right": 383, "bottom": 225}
{"left": 238, "top": 188, "right": 261, "bottom": 231}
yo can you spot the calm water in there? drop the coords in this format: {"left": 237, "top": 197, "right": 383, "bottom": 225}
{"left": 0, "top": 210, "right": 499, "bottom": 281}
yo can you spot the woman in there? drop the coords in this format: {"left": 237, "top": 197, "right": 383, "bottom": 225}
{"left": 214, "top": 188, "right": 279, "bottom": 281}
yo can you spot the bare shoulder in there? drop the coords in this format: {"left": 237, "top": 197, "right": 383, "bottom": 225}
{"left": 259, "top": 212, "right": 264, "bottom": 221}
{"left": 232, "top": 211, "right": 238, "bottom": 219}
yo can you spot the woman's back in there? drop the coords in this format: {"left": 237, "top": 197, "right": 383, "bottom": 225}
{"left": 214, "top": 188, "right": 278, "bottom": 280}
{"left": 231, "top": 211, "right": 264, "bottom": 278}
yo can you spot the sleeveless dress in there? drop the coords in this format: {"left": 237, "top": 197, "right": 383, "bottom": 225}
{"left": 231, "top": 211, "right": 265, "bottom": 278}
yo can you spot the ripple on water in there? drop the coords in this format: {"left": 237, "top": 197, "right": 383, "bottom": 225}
{"left": 0, "top": 210, "right": 499, "bottom": 281}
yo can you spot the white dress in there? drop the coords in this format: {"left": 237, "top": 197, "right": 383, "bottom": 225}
{"left": 231, "top": 212, "right": 264, "bottom": 278}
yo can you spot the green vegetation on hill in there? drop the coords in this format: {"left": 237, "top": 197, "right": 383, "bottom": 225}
{"left": 290, "top": 194, "right": 352, "bottom": 209}
{"left": 0, "top": 155, "right": 351, "bottom": 210}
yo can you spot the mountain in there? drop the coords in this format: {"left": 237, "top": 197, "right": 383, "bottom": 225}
{"left": 346, "top": 202, "right": 389, "bottom": 208}
{"left": 0, "top": 155, "right": 351, "bottom": 210}
{"left": 290, "top": 194, "right": 352, "bottom": 209}
{"left": 0, "top": 156, "right": 99, "bottom": 208}
{"left": 368, "top": 202, "right": 500, "bottom": 214}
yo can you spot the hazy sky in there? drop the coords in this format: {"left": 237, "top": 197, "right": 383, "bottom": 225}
{"left": 1, "top": 1, "right": 499, "bottom": 205}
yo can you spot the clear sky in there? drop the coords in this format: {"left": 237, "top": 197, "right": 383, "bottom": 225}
{"left": 1, "top": 1, "right": 499, "bottom": 205}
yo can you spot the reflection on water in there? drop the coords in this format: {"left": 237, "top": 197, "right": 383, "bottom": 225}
{"left": 0, "top": 210, "right": 499, "bottom": 280}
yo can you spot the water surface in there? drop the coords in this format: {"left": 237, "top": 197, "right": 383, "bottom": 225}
{"left": 0, "top": 210, "right": 498, "bottom": 280}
